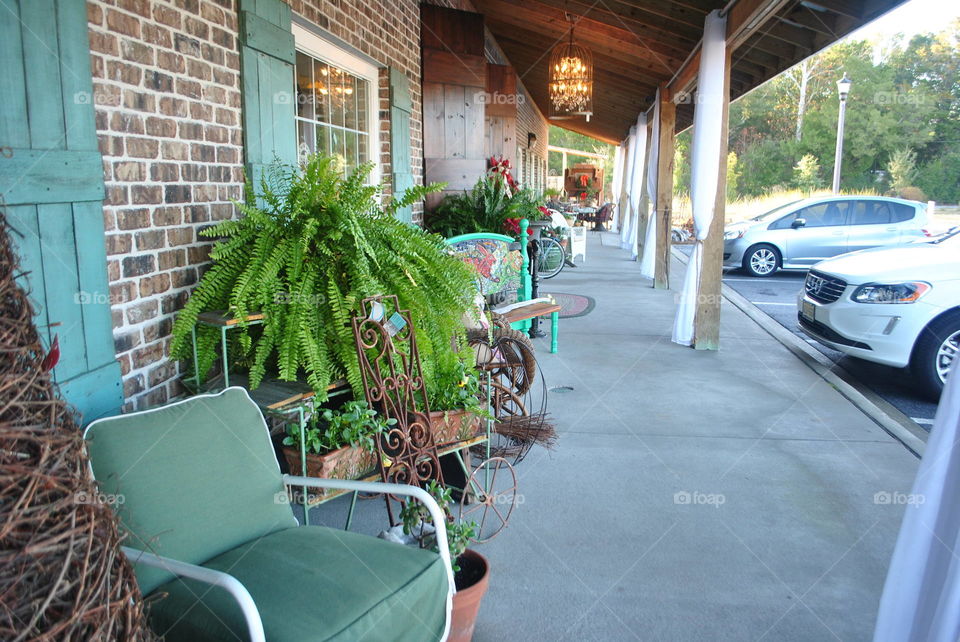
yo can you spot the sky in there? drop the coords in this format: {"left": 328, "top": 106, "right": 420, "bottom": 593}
{"left": 848, "top": 0, "right": 960, "bottom": 41}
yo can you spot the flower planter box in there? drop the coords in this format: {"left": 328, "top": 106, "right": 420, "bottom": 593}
{"left": 429, "top": 409, "right": 481, "bottom": 446}
{"left": 283, "top": 445, "right": 378, "bottom": 498}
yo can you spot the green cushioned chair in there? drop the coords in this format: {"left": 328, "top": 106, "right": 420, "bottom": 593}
{"left": 84, "top": 387, "right": 454, "bottom": 642}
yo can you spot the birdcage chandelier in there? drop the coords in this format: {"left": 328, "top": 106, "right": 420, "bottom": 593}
{"left": 548, "top": 24, "right": 593, "bottom": 119}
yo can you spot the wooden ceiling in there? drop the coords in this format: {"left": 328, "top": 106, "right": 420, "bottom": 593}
{"left": 471, "top": 0, "right": 909, "bottom": 142}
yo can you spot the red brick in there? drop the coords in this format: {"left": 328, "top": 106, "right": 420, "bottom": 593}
{"left": 146, "top": 117, "right": 177, "bottom": 138}
{"left": 150, "top": 162, "right": 180, "bottom": 182}
{"left": 153, "top": 207, "right": 182, "bottom": 227}
{"left": 153, "top": 4, "right": 181, "bottom": 28}
{"left": 107, "top": 10, "right": 140, "bottom": 38}
{"left": 107, "top": 60, "right": 142, "bottom": 85}
{"left": 131, "top": 185, "right": 162, "bottom": 204}
{"left": 106, "top": 234, "right": 132, "bottom": 256}
{"left": 131, "top": 340, "right": 164, "bottom": 368}
{"left": 158, "top": 249, "right": 187, "bottom": 270}
{"left": 167, "top": 227, "right": 194, "bottom": 246}
{"left": 139, "top": 273, "right": 171, "bottom": 297}
{"left": 113, "top": 161, "right": 145, "bottom": 181}
{"left": 126, "top": 137, "right": 159, "bottom": 158}
{"left": 135, "top": 230, "right": 165, "bottom": 250}
{"left": 117, "top": 208, "right": 151, "bottom": 231}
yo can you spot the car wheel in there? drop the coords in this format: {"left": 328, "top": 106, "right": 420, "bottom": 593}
{"left": 742, "top": 244, "right": 780, "bottom": 277}
{"left": 911, "top": 310, "right": 960, "bottom": 400}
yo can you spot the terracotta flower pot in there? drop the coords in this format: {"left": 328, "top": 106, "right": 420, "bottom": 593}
{"left": 428, "top": 409, "right": 481, "bottom": 446}
{"left": 449, "top": 549, "right": 490, "bottom": 642}
{"left": 283, "top": 445, "right": 377, "bottom": 498}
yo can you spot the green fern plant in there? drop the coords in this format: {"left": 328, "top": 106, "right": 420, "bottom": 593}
{"left": 170, "top": 154, "right": 475, "bottom": 400}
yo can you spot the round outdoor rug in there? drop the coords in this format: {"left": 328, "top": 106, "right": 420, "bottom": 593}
{"left": 549, "top": 293, "right": 595, "bottom": 318}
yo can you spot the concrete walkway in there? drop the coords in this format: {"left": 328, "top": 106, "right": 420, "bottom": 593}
{"left": 474, "top": 233, "right": 918, "bottom": 641}
{"left": 309, "top": 232, "right": 920, "bottom": 641}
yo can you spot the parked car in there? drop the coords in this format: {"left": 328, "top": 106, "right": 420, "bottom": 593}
{"left": 723, "top": 196, "right": 929, "bottom": 277}
{"left": 797, "top": 228, "right": 960, "bottom": 398}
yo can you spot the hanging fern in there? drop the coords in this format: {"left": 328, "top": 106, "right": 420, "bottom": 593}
{"left": 170, "top": 155, "right": 475, "bottom": 401}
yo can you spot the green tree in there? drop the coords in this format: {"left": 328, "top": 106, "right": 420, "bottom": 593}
{"left": 887, "top": 148, "right": 918, "bottom": 193}
{"left": 794, "top": 154, "right": 824, "bottom": 193}
{"left": 726, "top": 151, "right": 741, "bottom": 201}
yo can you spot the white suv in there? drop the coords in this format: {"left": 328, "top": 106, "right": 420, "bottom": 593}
{"left": 797, "top": 229, "right": 960, "bottom": 398}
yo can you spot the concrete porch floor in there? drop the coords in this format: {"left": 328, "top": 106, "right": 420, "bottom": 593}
{"left": 311, "top": 232, "right": 919, "bottom": 641}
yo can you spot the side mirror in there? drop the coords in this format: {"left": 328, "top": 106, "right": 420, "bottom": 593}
{"left": 791, "top": 218, "right": 807, "bottom": 229}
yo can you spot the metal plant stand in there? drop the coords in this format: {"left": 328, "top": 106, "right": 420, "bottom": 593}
{"left": 352, "top": 295, "right": 518, "bottom": 538}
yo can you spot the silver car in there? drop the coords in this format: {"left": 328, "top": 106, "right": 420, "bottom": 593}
{"left": 723, "top": 196, "right": 929, "bottom": 277}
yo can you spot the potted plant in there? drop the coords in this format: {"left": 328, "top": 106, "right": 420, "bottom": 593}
{"left": 282, "top": 400, "right": 394, "bottom": 497}
{"left": 169, "top": 154, "right": 475, "bottom": 401}
{"left": 399, "top": 481, "right": 488, "bottom": 642}
{"left": 428, "top": 360, "right": 486, "bottom": 446}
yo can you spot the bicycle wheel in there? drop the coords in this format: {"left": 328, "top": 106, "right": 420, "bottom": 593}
{"left": 537, "top": 237, "right": 565, "bottom": 279}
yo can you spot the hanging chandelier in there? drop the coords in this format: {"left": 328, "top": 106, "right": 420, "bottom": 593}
{"left": 548, "top": 21, "right": 593, "bottom": 120}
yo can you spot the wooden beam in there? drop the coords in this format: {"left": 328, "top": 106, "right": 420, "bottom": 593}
{"left": 725, "top": 0, "right": 793, "bottom": 50}
{"left": 668, "top": 0, "right": 790, "bottom": 98}
{"left": 654, "top": 95, "right": 675, "bottom": 290}
{"left": 476, "top": 0, "right": 695, "bottom": 74}
{"left": 692, "top": 48, "right": 731, "bottom": 351}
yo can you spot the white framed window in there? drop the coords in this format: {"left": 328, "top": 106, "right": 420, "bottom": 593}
{"left": 293, "top": 24, "right": 380, "bottom": 184}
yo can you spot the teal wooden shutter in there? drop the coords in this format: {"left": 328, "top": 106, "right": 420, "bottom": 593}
{"left": 0, "top": 0, "right": 122, "bottom": 422}
{"left": 239, "top": 0, "right": 298, "bottom": 189}
{"left": 390, "top": 68, "right": 415, "bottom": 223}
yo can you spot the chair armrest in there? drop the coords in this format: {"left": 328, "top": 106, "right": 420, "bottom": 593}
{"left": 282, "top": 475, "right": 455, "bottom": 591}
{"left": 120, "top": 546, "right": 265, "bottom": 642}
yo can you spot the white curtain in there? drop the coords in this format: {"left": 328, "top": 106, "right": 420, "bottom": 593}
{"left": 640, "top": 92, "right": 661, "bottom": 279}
{"left": 624, "top": 113, "right": 648, "bottom": 259}
{"left": 874, "top": 362, "right": 960, "bottom": 642}
{"left": 610, "top": 144, "right": 625, "bottom": 232}
{"left": 672, "top": 10, "right": 726, "bottom": 346}
{"left": 619, "top": 127, "right": 637, "bottom": 248}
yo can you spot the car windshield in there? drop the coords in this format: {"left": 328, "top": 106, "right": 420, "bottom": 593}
{"left": 749, "top": 200, "right": 803, "bottom": 222}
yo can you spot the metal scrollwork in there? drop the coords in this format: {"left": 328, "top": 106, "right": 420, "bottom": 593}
{"left": 352, "top": 295, "right": 444, "bottom": 524}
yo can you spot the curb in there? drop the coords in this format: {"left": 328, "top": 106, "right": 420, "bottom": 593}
{"left": 670, "top": 247, "right": 926, "bottom": 458}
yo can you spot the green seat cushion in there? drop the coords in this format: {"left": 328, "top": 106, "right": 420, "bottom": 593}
{"left": 84, "top": 388, "right": 297, "bottom": 594}
{"left": 147, "top": 526, "right": 449, "bottom": 642}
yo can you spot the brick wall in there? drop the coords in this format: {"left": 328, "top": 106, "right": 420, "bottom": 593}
{"left": 89, "top": 0, "right": 431, "bottom": 410}
{"left": 88, "top": 0, "right": 245, "bottom": 410}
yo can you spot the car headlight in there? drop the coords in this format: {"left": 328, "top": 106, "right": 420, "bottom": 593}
{"left": 724, "top": 229, "right": 745, "bottom": 240}
{"left": 851, "top": 281, "right": 931, "bottom": 304}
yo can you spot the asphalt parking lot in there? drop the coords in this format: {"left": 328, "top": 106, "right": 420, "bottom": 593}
{"left": 721, "top": 266, "right": 938, "bottom": 428}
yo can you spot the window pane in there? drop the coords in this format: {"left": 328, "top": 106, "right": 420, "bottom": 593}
{"left": 356, "top": 79, "right": 368, "bottom": 132}
{"left": 296, "top": 52, "right": 315, "bottom": 121}
{"left": 313, "top": 60, "right": 329, "bottom": 123}
{"left": 297, "top": 120, "right": 315, "bottom": 163}
{"left": 891, "top": 203, "right": 915, "bottom": 223}
{"left": 344, "top": 74, "right": 358, "bottom": 130}
{"left": 358, "top": 132, "right": 368, "bottom": 165}
{"left": 344, "top": 131, "right": 358, "bottom": 174}
{"left": 316, "top": 124, "right": 330, "bottom": 157}
{"left": 330, "top": 127, "right": 343, "bottom": 166}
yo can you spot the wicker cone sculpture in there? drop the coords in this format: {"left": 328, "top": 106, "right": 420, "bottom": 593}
{"left": 0, "top": 213, "right": 154, "bottom": 640}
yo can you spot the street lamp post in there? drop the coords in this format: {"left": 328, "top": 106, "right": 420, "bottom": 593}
{"left": 832, "top": 74, "right": 852, "bottom": 194}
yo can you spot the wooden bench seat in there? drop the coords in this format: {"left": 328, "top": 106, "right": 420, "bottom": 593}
{"left": 498, "top": 301, "right": 561, "bottom": 353}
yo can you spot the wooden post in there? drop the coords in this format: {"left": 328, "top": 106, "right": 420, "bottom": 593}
{"left": 654, "top": 94, "right": 675, "bottom": 290}
{"left": 693, "top": 49, "right": 732, "bottom": 350}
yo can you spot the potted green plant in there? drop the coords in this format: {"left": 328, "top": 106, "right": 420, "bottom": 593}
{"left": 426, "top": 173, "right": 541, "bottom": 238}
{"left": 169, "top": 154, "right": 475, "bottom": 401}
{"left": 428, "top": 360, "right": 487, "bottom": 445}
{"left": 282, "top": 400, "right": 395, "bottom": 497}
{"left": 399, "top": 481, "right": 488, "bottom": 642}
